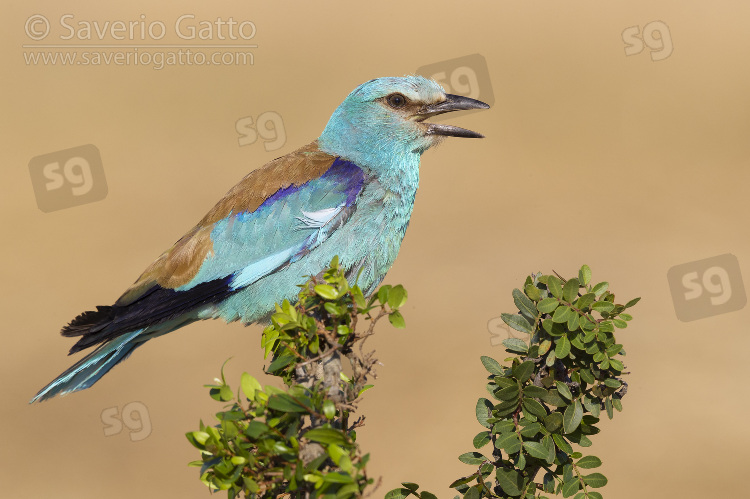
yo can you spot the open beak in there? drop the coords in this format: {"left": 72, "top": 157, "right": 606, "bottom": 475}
{"left": 417, "top": 94, "right": 490, "bottom": 138}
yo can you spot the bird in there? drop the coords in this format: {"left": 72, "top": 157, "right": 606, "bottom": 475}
{"left": 31, "top": 75, "right": 489, "bottom": 403}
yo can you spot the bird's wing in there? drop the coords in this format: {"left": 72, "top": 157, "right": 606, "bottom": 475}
{"left": 62, "top": 141, "right": 366, "bottom": 352}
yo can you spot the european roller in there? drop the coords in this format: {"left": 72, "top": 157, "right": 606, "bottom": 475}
{"left": 31, "top": 75, "right": 489, "bottom": 403}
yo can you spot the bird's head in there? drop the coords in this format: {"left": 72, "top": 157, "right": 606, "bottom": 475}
{"left": 318, "top": 76, "right": 489, "bottom": 172}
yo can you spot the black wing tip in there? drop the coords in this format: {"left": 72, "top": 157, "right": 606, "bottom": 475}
{"left": 61, "top": 306, "right": 114, "bottom": 338}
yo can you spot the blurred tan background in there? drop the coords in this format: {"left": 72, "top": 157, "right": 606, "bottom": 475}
{"left": 2, "top": 1, "right": 749, "bottom": 497}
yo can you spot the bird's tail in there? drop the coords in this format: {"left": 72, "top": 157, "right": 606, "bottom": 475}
{"left": 30, "top": 329, "right": 144, "bottom": 403}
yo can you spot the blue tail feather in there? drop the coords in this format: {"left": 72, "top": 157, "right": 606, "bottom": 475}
{"left": 30, "top": 329, "right": 144, "bottom": 403}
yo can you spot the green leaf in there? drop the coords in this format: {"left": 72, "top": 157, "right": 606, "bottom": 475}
{"left": 552, "top": 306, "right": 572, "bottom": 323}
{"left": 186, "top": 430, "right": 210, "bottom": 448}
{"left": 580, "top": 369, "right": 596, "bottom": 384}
{"left": 609, "top": 359, "right": 624, "bottom": 371}
{"left": 553, "top": 434, "right": 573, "bottom": 455}
{"left": 385, "top": 489, "right": 411, "bottom": 499}
{"left": 377, "top": 285, "right": 390, "bottom": 305}
{"left": 604, "top": 379, "right": 622, "bottom": 389}
{"left": 449, "top": 474, "right": 479, "bottom": 489}
{"left": 322, "top": 472, "right": 354, "bottom": 484}
{"left": 476, "top": 398, "right": 493, "bottom": 429}
{"left": 458, "top": 452, "right": 486, "bottom": 465}
{"left": 605, "top": 397, "right": 614, "bottom": 419}
{"left": 613, "top": 319, "right": 628, "bottom": 329}
{"left": 545, "top": 349, "right": 557, "bottom": 367}
{"left": 240, "top": 372, "right": 262, "bottom": 400}
{"left": 351, "top": 285, "right": 366, "bottom": 309}
{"left": 576, "top": 455, "right": 602, "bottom": 469}
{"left": 464, "top": 485, "right": 480, "bottom": 499}
{"left": 538, "top": 339, "right": 552, "bottom": 356}
{"left": 524, "top": 385, "right": 548, "bottom": 398}
{"left": 556, "top": 381, "right": 573, "bottom": 401}
{"left": 583, "top": 473, "right": 608, "bottom": 488}
{"left": 495, "top": 432, "right": 521, "bottom": 454}
{"left": 516, "top": 450, "right": 526, "bottom": 469}
{"left": 613, "top": 397, "right": 623, "bottom": 412}
{"left": 512, "top": 361, "right": 535, "bottom": 383}
{"left": 495, "top": 469, "right": 523, "bottom": 496}
{"left": 578, "top": 265, "right": 592, "bottom": 286}
{"left": 267, "top": 394, "right": 309, "bottom": 413}
{"left": 497, "top": 384, "right": 520, "bottom": 401}
{"left": 523, "top": 441, "right": 549, "bottom": 460}
{"left": 218, "top": 385, "right": 234, "bottom": 401}
{"left": 513, "top": 288, "right": 538, "bottom": 318}
{"left": 542, "top": 434, "right": 556, "bottom": 463}
{"left": 543, "top": 318, "right": 566, "bottom": 336}
{"left": 525, "top": 284, "right": 541, "bottom": 301}
{"left": 520, "top": 422, "right": 542, "bottom": 438}
{"left": 402, "top": 483, "right": 420, "bottom": 491}
{"left": 591, "top": 282, "right": 609, "bottom": 297}
{"left": 576, "top": 293, "right": 596, "bottom": 311}
{"left": 563, "top": 400, "right": 583, "bottom": 433}
{"left": 563, "top": 278, "right": 580, "bottom": 302}
{"left": 598, "top": 321, "right": 614, "bottom": 333}
{"left": 388, "top": 285, "right": 408, "bottom": 309}
{"left": 543, "top": 472, "right": 556, "bottom": 493}
{"left": 389, "top": 311, "right": 406, "bottom": 328}
{"left": 567, "top": 312, "right": 580, "bottom": 331}
{"left": 523, "top": 397, "right": 548, "bottom": 418}
{"left": 244, "top": 421, "right": 269, "bottom": 439}
{"left": 480, "top": 356, "right": 504, "bottom": 375}
{"left": 267, "top": 352, "right": 296, "bottom": 373}
{"left": 493, "top": 421, "right": 515, "bottom": 437}
{"left": 547, "top": 276, "right": 563, "bottom": 299}
{"left": 625, "top": 297, "right": 641, "bottom": 308}
{"left": 473, "top": 431, "right": 491, "bottom": 449}
{"left": 304, "top": 428, "right": 347, "bottom": 446}
{"left": 502, "top": 313, "right": 533, "bottom": 334}
{"left": 314, "top": 284, "right": 339, "bottom": 300}
{"left": 537, "top": 297, "right": 559, "bottom": 314}
{"left": 495, "top": 377, "right": 517, "bottom": 389}
{"left": 561, "top": 477, "right": 580, "bottom": 497}
{"left": 543, "top": 412, "right": 563, "bottom": 432}
{"left": 555, "top": 335, "right": 572, "bottom": 359}
{"left": 591, "top": 301, "right": 615, "bottom": 313}
{"left": 502, "top": 338, "right": 528, "bottom": 353}
{"left": 358, "top": 384, "right": 374, "bottom": 397}
{"left": 323, "top": 400, "right": 336, "bottom": 420}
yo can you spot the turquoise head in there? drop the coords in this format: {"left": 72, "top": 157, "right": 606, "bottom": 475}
{"left": 318, "top": 76, "right": 489, "bottom": 173}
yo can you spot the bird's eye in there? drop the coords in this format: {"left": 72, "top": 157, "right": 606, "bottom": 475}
{"left": 386, "top": 93, "right": 408, "bottom": 109}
